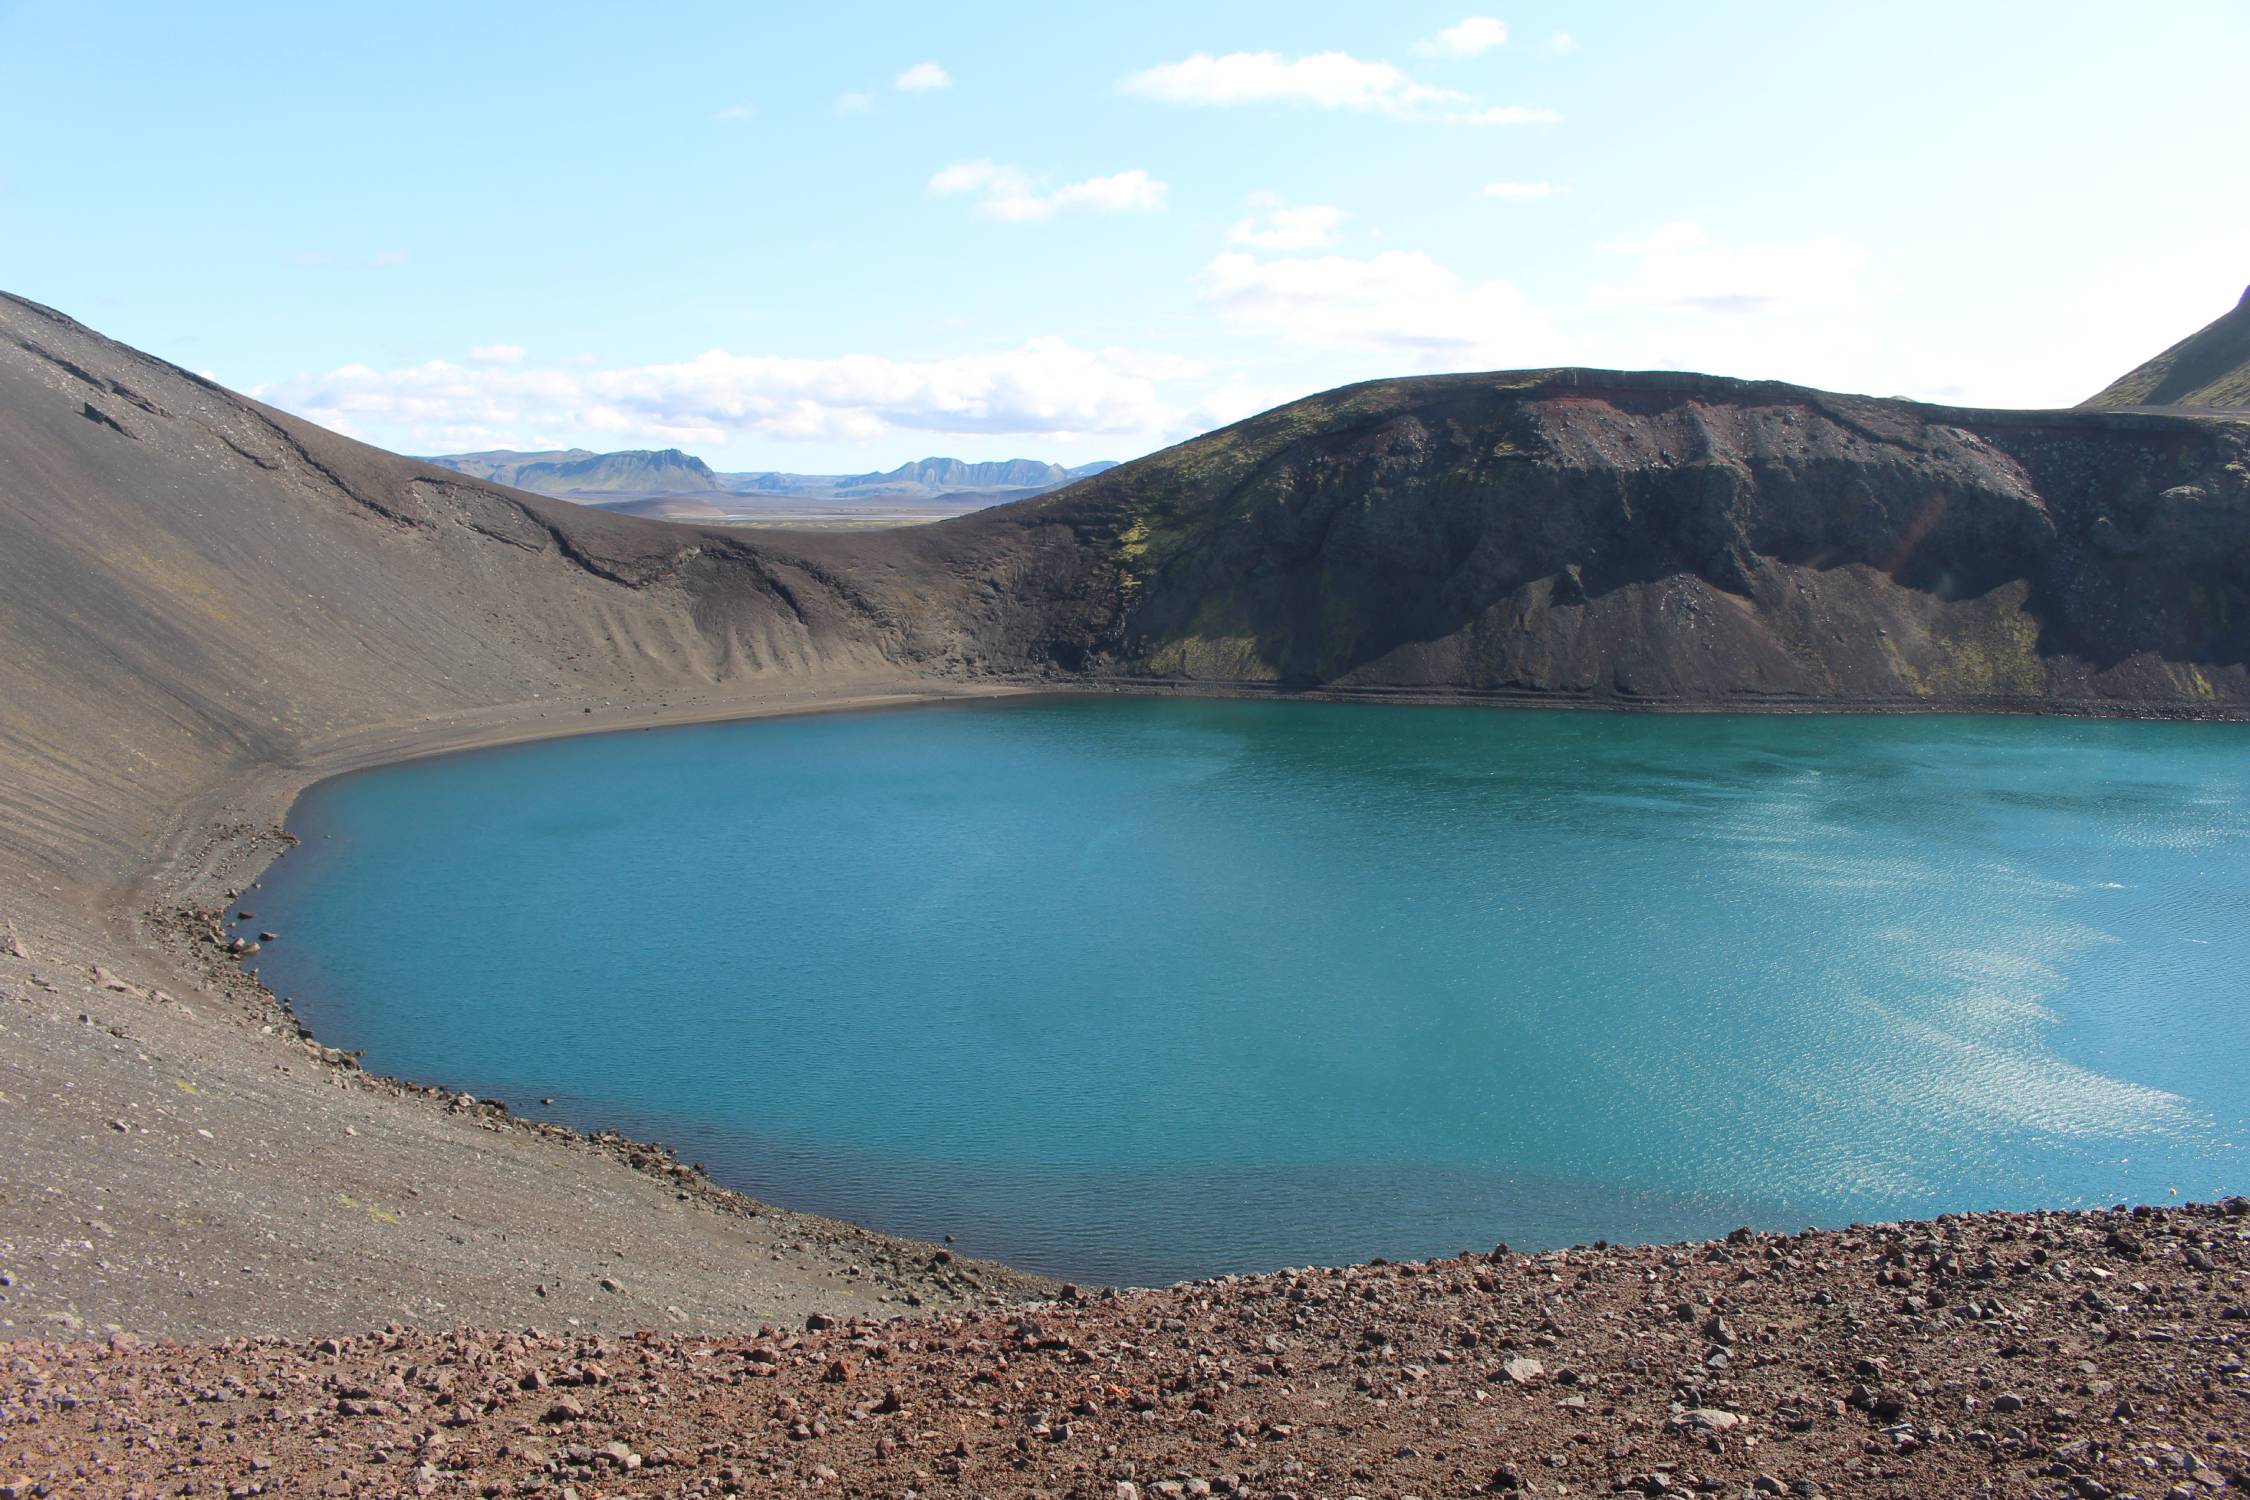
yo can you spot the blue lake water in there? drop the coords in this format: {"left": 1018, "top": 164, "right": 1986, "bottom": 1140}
{"left": 249, "top": 697, "right": 2250, "bottom": 1286}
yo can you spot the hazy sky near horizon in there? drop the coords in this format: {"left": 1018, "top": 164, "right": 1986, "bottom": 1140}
{"left": 3, "top": 1, "right": 2246, "bottom": 470}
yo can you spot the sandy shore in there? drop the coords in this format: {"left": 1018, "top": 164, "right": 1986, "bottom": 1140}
{"left": 0, "top": 677, "right": 1066, "bottom": 1349}
{"left": 131, "top": 677, "right": 1049, "bottom": 927}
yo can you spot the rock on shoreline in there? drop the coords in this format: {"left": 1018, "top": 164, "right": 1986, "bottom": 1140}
{"left": 7, "top": 1202, "right": 2247, "bottom": 1498}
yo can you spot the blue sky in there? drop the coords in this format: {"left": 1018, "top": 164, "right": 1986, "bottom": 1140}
{"left": 3, "top": 1, "right": 2246, "bottom": 470}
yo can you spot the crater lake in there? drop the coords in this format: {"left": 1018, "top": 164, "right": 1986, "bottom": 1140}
{"left": 247, "top": 698, "right": 2250, "bottom": 1286}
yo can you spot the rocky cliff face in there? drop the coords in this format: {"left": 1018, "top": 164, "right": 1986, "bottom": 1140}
{"left": 929, "top": 370, "right": 2250, "bottom": 710}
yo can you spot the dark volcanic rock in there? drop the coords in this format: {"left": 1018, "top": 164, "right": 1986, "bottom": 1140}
{"left": 10, "top": 1203, "right": 2249, "bottom": 1500}
{"left": 941, "top": 369, "right": 2250, "bottom": 711}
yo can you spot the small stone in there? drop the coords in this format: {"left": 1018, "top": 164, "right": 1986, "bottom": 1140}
{"left": 541, "top": 1396, "right": 586, "bottom": 1422}
{"left": 1499, "top": 1356, "right": 1545, "bottom": 1384}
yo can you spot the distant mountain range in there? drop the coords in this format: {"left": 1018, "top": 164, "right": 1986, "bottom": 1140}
{"left": 424, "top": 447, "right": 1117, "bottom": 506}
{"left": 733, "top": 456, "right": 1116, "bottom": 493}
{"left": 427, "top": 447, "right": 722, "bottom": 495}
{"left": 2084, "top": 285, "right": 2250, "bottom": 410}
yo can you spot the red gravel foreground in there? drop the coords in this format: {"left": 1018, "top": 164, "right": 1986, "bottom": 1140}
{"left": 6, "top": 1203, "right": 2249, "bottom": 1500}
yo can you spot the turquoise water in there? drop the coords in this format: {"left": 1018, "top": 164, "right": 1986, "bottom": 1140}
{"left": 250, "top": 698, "right": 2250, "bottom": 1285}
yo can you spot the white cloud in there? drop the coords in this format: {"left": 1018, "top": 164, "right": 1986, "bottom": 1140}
{"left": 1482, "top": 180, "right": 1565, "bottom": 200}
{"left": 834, "top": 90, "right": 873, "bottom": 114}
{"left": 371, "top": 249, "right": 411, "bottom": 267}
{"left": 1186, "top": 223, "right": 1907, "bottom": 393}
{"left": 712, "top": 103, "right": 754, "bottom": 122}
{"left": 1188, "top": 382, "right": 1306, "bottom": 430}
{"left": 1226, "top": 193, "right": 1347, "bottom": 250}
{"left": 1547, "top": 31, "right": 1578, "bottom": 54}
{"left": 471, "top": 343, "right": 527, "bottom": 364}
{"left": 1121, "top": 49, "right": 1556, "bottom": 127}
{"left": 930, "top": 160, "right": 1167, "bottom": 222}
{"left": 895, "top": 61, "right": 951, "bottom": 92}
{"left": 1121, "top": 50, "right": 1466, "bottom": 114}
{"left": 1559, "top": 222, "right": 1904, "bottom": 395}
{"left": 928, "top": 160, "right": 1012, "bottom": 194}
{"left": 254, "top": 339, "right": 1195, "bottom": 454}
{"left": 1449, "top": 103, "right": 1561, "bottom": 126}
{"left": 1425, "top": 16, "right": 1508, "bottom": 57}
{"left": 1591, "top": 221, "right": 1870, "bottom": 316}
{"left": 1051, "top": 169, "right": 1167, "bottom": 214}
{"left": 1200, "top": 248, "right": 1557, "bottom": 366}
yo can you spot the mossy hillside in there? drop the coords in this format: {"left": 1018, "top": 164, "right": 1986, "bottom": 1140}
{"left": 1049, "top": 375, "right": 1544, "bottom": 557}
{"left": 1876, "top": 581, "right": 2049, "bottom": 698}
{"left": 1032, "top": 374, "right": 1558, "bottom": 678}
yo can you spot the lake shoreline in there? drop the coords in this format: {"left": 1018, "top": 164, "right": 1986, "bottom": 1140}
{"left": 1, "top": 676, "right": 1071, "bottom": 1346}
{"left": 8, "top": 666, "right": 2245, "bottom": 1346}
